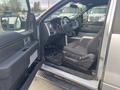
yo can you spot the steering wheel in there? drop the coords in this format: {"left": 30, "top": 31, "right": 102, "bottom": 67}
{"left": 61, "top": 17, "right": 71, "bottom": 27}
{"left": 60, "top": 17, "right": 76, "bottom": 36}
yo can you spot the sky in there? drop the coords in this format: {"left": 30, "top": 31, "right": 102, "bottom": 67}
{"left": 30, "top": 0, "right": 61, "bottom": 9}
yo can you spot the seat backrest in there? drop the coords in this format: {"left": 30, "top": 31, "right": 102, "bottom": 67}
{"left": 80, "top": 22, "right": 104, "bottom": 33}
{"left": 87, "top": 30, "right": 103, "bottom": 55}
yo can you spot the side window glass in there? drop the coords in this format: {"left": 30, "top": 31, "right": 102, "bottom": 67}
{"left": 29, "top": 0, "right": 61, "bottom": 16}
{"left": 0, "top": 0, "right": 28, "bottom": 32}
{"left": 83, "top": 6, "right": 107, "bottom": 23}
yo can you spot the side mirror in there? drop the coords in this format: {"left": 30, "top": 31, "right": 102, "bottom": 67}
{"left": 1, "top": 16, "right": 22, "bottom": 31}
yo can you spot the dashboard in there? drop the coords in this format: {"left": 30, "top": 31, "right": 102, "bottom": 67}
{"left": 44, "top": 17, "right": 79, "bottom": 36}
{"left": 43, "top": 17, "right": 80, "bottom": 57}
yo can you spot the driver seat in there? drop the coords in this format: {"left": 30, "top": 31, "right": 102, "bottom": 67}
{"left": 63, "top": 30, "right": 103, "bottom": 71}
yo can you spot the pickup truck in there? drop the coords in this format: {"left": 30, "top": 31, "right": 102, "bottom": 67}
{"left": 0, "top": 0, "right": 119, "bottom": 90}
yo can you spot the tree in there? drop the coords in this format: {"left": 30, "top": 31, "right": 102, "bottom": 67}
{"left": 32, "top": 2, "right": 41, "bottom": 13}
{"left": 0, "top": 0, "right": 8, "bottom": 11}
{"left": 21, "top": 8, "right": 27, "bottom": 14}
{"left": 8, "top": 0, "right": 21, "bottom": 13}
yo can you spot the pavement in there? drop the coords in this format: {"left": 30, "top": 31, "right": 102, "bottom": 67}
{"left": 29, "top": 76, "right": 63, "bottom": 90}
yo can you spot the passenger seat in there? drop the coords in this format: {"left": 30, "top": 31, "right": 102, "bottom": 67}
{"left": 63, "top": 30, "right": 103, "bottom": 71}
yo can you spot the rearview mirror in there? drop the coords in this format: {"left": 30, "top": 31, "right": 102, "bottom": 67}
{"left": 69, "top": 4, "right": 79, "bottom": 16}
{"left": 70, "top": 4, "right": 78, "bottom": 9}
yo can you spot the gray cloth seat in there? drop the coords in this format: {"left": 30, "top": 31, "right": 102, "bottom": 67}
{"left": 63, "top": 30, "right": 103, "bottom": 71}
{"left": 64, "top": 38, "right": 92, "bottom": 56}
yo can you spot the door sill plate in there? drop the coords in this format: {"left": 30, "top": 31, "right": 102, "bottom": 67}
{"left": 41, "top": 64, "right": 99, "bottom": 90}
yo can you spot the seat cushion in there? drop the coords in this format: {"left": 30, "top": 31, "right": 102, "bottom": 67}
{"left": 64, "top": 38, "right": 93, "bottom": 56}
{"left": 64, "top": 42, "right": 87, "bottom": 56}
{"left": 63, "top": 38, "right": 95, "bottom": 71}
{"left": 63, "top": 40, "right": 95, "bottom": 71}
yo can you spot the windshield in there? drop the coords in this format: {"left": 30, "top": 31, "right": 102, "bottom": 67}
{"left": 0, "top": 0, "right": 28, "bottom": 32}
{"left": 62, "top": 7, "right": 78, "bottom": 14}
{"left": 48, "top": 2, "right": 86, "bottom": 20}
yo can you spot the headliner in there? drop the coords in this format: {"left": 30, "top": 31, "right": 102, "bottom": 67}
{"left": 71, "top": 0, "right": 109, "bottom": 7}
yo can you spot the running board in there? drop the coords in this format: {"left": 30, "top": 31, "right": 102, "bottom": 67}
{"left": 41, "top": 64, "right": 99, "bottom": 90}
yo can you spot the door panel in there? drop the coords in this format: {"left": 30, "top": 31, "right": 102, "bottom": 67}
{"left": 0, "top": 31, "right": 39, "bottom": 90}
{"left": 0, "top": 0, "right": 41, "bottom": 90}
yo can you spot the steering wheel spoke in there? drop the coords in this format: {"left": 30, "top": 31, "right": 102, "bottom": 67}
{"left": 60, "top": 17, "right": 76, "bottom": 36}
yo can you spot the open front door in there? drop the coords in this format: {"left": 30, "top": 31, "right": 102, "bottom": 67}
{"left": 0, "top": 0, "right": 42, "bottom": 90}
